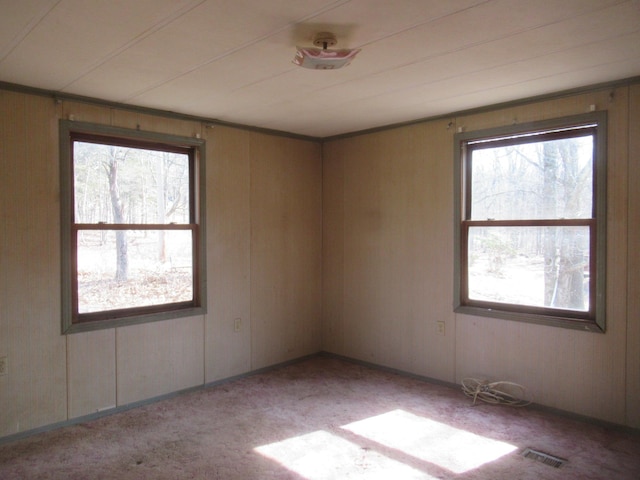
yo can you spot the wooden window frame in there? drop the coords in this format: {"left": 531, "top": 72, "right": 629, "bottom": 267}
{"left": 60, "top": 120, "right": 207, "bottom": 334}
{"left": 453, "top": 112, "right": 607, "bottom": 332}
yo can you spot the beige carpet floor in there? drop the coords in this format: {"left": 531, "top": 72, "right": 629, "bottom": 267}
{"left": 0, "top": 355, "right": 639, "bottom": 479}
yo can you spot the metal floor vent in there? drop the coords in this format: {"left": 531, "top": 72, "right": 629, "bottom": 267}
{"left": 522, "top": 448, "right": 567, "bottom": 468}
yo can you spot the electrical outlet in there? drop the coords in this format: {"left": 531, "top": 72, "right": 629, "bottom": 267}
{"left": 233, "top": 318, "right": 242, "bottom": 333}
{"left": 0, "top": 356, "right": 7, "bottom": 376}
{"left": 436, "top": 321, "right": 445, "bottom": 336}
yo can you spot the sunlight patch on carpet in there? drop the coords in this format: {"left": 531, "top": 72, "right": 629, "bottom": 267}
{"left": 255, "top": 430, "right": 436, "bottom": 479}
{"left": 341, "top": 409, "right": 518, "bottom": 474}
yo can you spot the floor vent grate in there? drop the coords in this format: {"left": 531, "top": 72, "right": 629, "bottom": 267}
{"left": 522, "top": 448, "right": 567, "bottom": 468}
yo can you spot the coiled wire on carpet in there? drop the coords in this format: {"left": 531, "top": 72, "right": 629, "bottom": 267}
{"left": 461, "top": 378, "right": 531, "bottom": 407}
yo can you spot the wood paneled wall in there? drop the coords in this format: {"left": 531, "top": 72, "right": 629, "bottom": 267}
{"left": 323, "top": 123, "right": 456, "bottom": 381}
{"left": 323, "top": 84, "right": 640, "bottom": 428}
{"left": 1, "top": 79, "right": 638, "bottom": 438}
{"left": 0, "top": 91, "right": 322, "bottom": 438}
{"left": 249, "top": 132, "right": 323, "bottom": 369}
{"left": 0, "top": 91, "right": 67, "bottom": 434}
{"left": 627, "top": 83, "right": 640, "bottom": 427}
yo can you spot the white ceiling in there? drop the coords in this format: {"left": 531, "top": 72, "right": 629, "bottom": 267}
{"left": 1, "top": 0, "right": 639, "bottom": 138}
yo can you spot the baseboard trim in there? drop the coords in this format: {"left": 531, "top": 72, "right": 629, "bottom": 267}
{"left": 0, "top": 353, "right": 319, "bottom": 446}
{"left": 317, "top": 351, "right": 460, "bottom": 390}
{"left": 319, "top": 350, "right": 640, "bottom": 436}
{"left": 2, "top": 350, "right": 636, "bottom": 445}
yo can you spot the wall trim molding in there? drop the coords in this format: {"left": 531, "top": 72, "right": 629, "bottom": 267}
{"left": 1, "top": 351, "right": 636, "bottom": 445}
{"left": 322, "top": 76, "right": 640, "bottom": 142}
{"left": 0, "top": 80, "right": 319, "bottom": 143}
{"left": 0, "top": 353, "right": 317, "bottom": 446}
{"left": 3, "top": 76, "right": 639, "bottom": 143}
{"left": 318, "top": 351, "right": 640, "bottom": 435}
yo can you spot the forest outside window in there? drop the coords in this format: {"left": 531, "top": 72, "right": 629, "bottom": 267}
{"left": 454, "top": 112, "right": 606, "bottom": 332}
{"left": 60, "top": 121, "right": 206, "bottom": 333}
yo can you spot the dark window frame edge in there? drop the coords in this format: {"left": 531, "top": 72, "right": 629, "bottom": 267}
{"left": 453, "top": 111, "right": 607, "bottom": 333}
{"left": 59, "top": 119, "right": 207, "bottom": 335}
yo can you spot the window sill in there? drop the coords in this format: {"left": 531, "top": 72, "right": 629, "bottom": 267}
{"left": 62, "top": 306, "right": 207, "bottom": 334}
{"left": 454, "top": 305, "right": 604, "bottom": 333}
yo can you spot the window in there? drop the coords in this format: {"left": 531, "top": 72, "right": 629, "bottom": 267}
{"left": 60, "top": 120, "right": 206, "bottom": 333}
{"left": 454, "top": 112, "right": 606, "bottom": 332}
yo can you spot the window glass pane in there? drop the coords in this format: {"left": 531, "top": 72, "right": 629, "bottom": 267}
{"left": 468, "top": 226, "right": 590, "bottom": 312}
{"left": 470, "top": 135, "right": 593, "bottom": 220}
{"left": 73, "top": 142, "right": 190, "bottom": 224}
{"left": 77, "top": 229, "right": 193, "bottom": 313}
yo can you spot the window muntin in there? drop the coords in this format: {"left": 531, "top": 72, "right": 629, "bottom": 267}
{"left": 60, "top": 121, "right": 206, "bottom": 333}
{"left": 455, "top": 113, "right": 606, "bottom": 331}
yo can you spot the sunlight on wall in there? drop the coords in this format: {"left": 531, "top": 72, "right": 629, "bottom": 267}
{"left": 255, "top": 430, "right": 432, "bottom": 479}
{"left": 341, "top": 409, "right": 517, "bottom": 474}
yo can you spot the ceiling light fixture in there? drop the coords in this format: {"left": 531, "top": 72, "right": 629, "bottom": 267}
{"left": 293, "top": 32, "right": 360, "bottom": 70}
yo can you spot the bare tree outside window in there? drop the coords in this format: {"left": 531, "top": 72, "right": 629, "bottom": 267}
{"left": 105, "top": 145, "right": 129, "bottom": 282}
{"left": 467, "top": 136, "right": 592, "bottom": 312}
{"left": 72, "top": 140, "right": 194, "bottom": 315}
{"left": 455, "top": 113, "right": 606, "bottom": 331}
{"left": 60, "top": 121, "right": 206, "bottom": 333}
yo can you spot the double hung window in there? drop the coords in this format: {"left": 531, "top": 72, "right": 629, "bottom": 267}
{"left": 60, "top": 121, "right": 206, "bottom": 333}
{"left": 454, "top": 112, "right": 606, "bottom": 331}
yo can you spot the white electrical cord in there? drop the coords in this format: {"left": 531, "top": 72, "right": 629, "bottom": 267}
{"left": 461, "top": 378, "right": 531, "bottom": 407}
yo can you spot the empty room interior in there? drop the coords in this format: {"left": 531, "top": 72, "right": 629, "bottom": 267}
{"left": 1, "top": 1, "right": 640, "bottom": 478}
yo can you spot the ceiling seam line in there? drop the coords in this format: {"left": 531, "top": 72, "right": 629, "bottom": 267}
{"left": 303, "top": 28, "right": 640, "bottom": 108}
{"left": 59, "top": 0, "right": 208, "bottom": 92}
{"left": 0, "top": 0, "right": 61, "bottom": 63}
{"left": 306, "top": 0, "right": 636, "bottom": 94}
{"left": 121, "top": 0, "right": 354, "bottom": 103}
